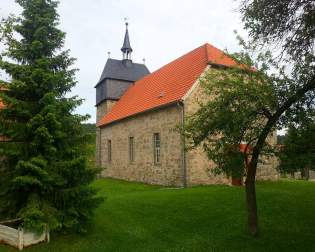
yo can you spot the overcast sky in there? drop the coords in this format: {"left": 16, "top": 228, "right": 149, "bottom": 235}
{"left": 1, "top": 0, "right": 247, "bottom": 123}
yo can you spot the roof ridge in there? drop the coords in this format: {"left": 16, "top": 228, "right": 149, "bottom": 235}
{"left": 119, "top": 44, "right": 208, "bottom": 90}
{"left": 204, "top": 43, "right": 210, "bottom": 63}
{"left": 205, "top": 43, "right": 237, "bottom": 66}
{"left": 133, "top": 44, "right": 213, "bottom": 91}
{"left": 144, "top": 44, "right": 207, "bottom": 77}
{"left": 97, "top": 43, "right": 239, "bottom": 127}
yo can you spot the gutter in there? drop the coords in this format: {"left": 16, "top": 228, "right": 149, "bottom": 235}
{"left": 177, "top": 101, "right": 187, "bottom": 188}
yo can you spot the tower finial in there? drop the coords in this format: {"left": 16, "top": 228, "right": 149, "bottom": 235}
{"left": 124, "top": 17, "right": 129, "bottom": 26}
{"left": 121, "top": 18, "right": 132, "bottom": 60}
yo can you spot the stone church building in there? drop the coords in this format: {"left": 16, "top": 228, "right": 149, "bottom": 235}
{"left": 95, "top": 23, "right": 279, "bottom": 186}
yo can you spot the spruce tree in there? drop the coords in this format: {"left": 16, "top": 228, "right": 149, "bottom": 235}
{"left": 0, "top": 0, "right": 102, "bottom": 232}
{"left": 278, "top": 122, "right": 315, "bottom": 179}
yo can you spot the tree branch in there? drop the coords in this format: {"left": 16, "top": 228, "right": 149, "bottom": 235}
{"left": 262, "top": 107, "right": 272, "bottom": 119}
{"left": 251, "top": 76, "right": 315, "bottom": 170}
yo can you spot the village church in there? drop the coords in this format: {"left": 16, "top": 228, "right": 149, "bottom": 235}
{"left": 95, "top": 23, "right": 279, "bottom": 186}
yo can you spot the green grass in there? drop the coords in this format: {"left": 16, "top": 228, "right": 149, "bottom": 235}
{"left": 1, "top": 179, "right": 315, "bottom": 251}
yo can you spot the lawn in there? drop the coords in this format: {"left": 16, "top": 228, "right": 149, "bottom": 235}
{"left": 1, "top": 179, "right": 314, "bottom": 252}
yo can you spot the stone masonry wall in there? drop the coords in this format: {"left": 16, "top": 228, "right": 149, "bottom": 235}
{"left": 183, "top": 68, "right": 279, "bottom": 186}
{"left": 96, "top": 100, "right": 117, "bottom": 123}
{"left": 255, "top": 130, "right": 279, "bottom": 181}
{"left": 96, "top": 100, "right": 117, "bottom": 166}
{"left": 309, "top": 171, "right": 315, "bottom": 180}
{"left": 99, "top": 105, "right": 184, "bottom": 186}
{"left": 184, "top": 71, "right": 230, "bottom": 185}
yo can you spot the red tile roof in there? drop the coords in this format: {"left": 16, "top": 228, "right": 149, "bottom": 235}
{"left": 239, "top": 143, "right": 253, "bottom": 154}
{"left": 97, "top": 43, "right": 239, "bottom": 127}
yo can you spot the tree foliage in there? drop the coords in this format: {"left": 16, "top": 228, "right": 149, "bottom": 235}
{"left": 278, "top": 121, "right": 315, "bottom": 178}
{"left": 240, "top": 0, "right": 315, "bottom": 59}
{"left": 184, "top": 50, "right": 276, "bottom": 176}
{"left": 0, "top": 0, "right": 102, "bottom": 232}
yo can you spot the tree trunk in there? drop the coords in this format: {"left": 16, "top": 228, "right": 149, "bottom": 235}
{"left": 242, "top": 76, "right": 315, "bottom": 237}
{"left": 245, "top": 165, "right": 258, "bottom": 236}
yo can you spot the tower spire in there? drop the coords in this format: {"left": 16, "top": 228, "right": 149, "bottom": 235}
{"left": 121, "top": 18, "right": 133, "bottom": 60}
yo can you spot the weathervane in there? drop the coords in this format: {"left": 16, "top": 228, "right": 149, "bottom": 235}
{"left": 124, "top": 17, "right": 129, "bottom": 26}
{"left": 107, "top": 51, "right": 111, "bottom": 58}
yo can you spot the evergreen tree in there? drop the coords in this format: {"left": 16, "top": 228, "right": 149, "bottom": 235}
{"left": 0, "top": 0, "right": 102, "bottom": 232}
{"left": 278, "top": 122, "right": 315, "bottom": 179}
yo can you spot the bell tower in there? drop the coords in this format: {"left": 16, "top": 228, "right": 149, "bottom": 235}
{"left": 95, "top": 21, "right": 150, "bottom": 165}
{"left": 95, "top": 21, "right": 150, "bottom": 122}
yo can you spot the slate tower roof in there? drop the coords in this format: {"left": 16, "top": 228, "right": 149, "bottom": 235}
{"left": 121, "top": 22, "right": 133, "bottom": 54}
{"left": 95, "top": 22, "right": 150, "bottom": 105}
{"left": 95, "top": 59, "right": 150, "bottom": 87}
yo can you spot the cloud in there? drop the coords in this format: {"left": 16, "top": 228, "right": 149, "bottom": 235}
{"left": 1, "top": 0, "right": 247, "bottom": 123}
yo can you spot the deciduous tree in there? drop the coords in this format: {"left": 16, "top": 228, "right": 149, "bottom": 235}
{"left": 184, "top": 0, "right": 315, "bottom": 236}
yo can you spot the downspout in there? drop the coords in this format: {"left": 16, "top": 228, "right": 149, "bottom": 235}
{"left": 178, "top": 101, "right": 187, "bottom": 188}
